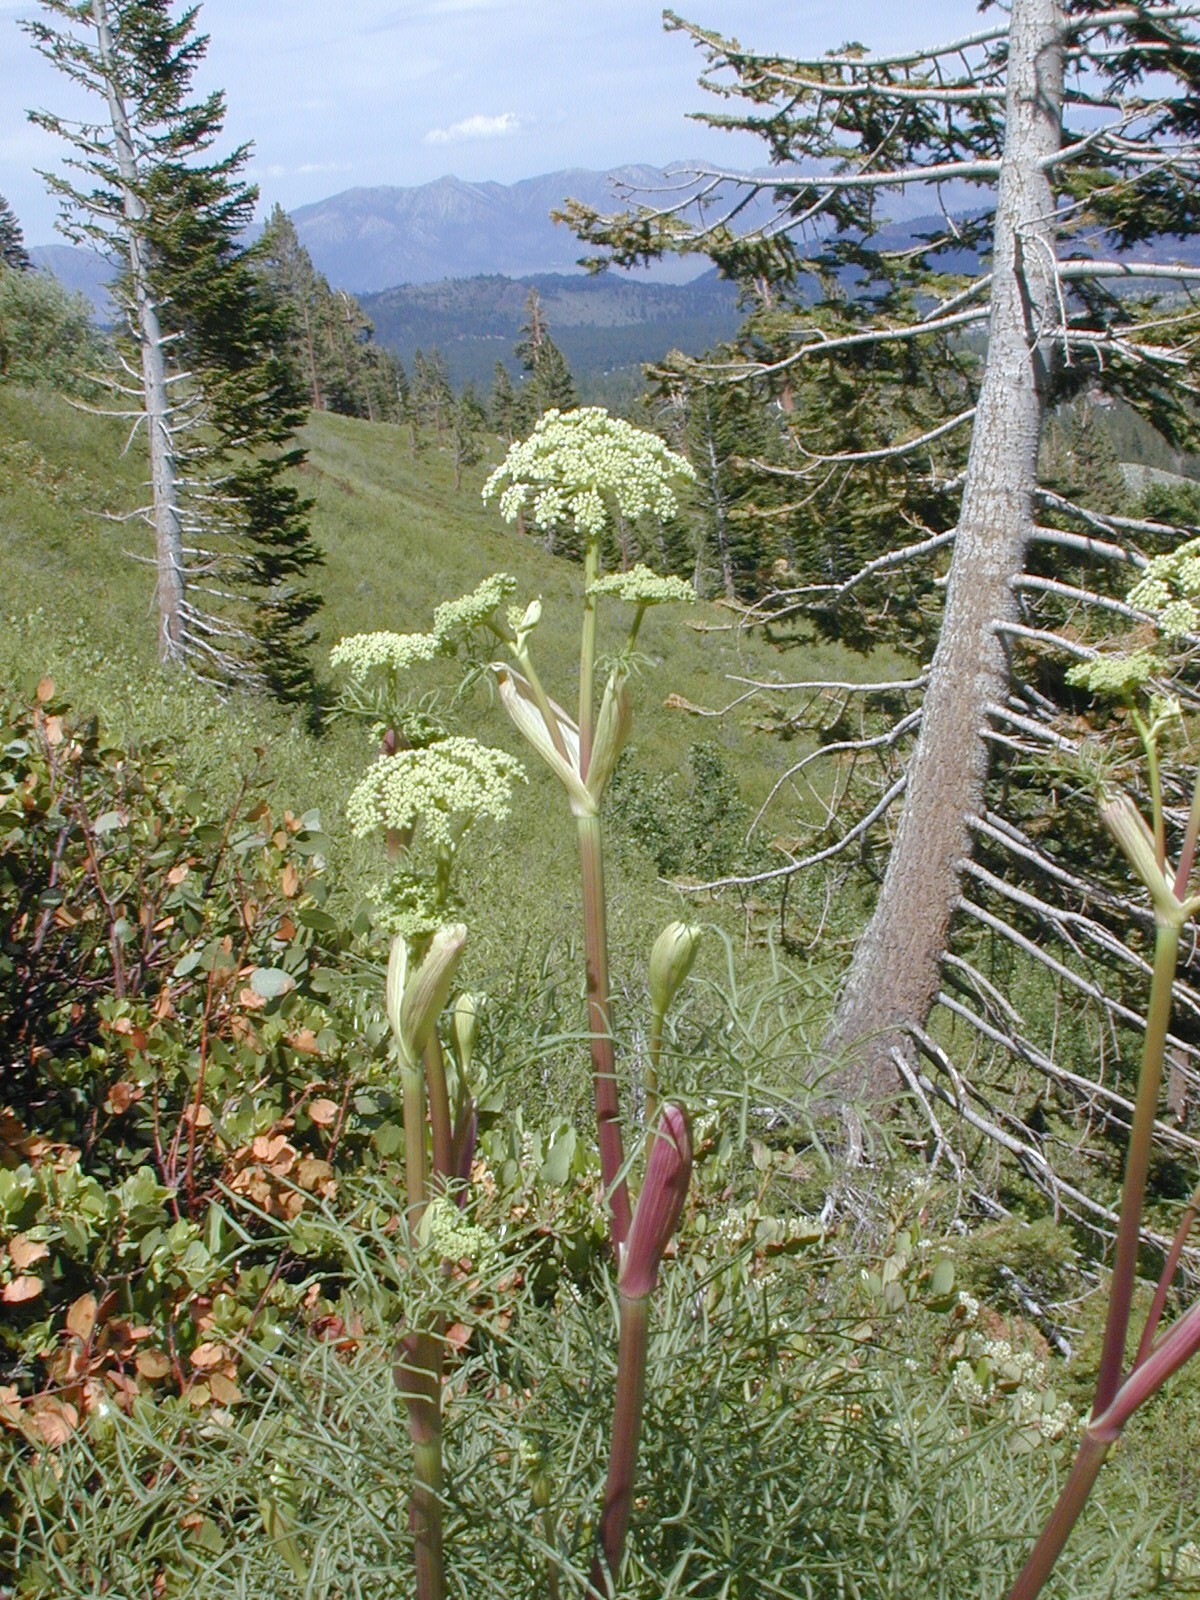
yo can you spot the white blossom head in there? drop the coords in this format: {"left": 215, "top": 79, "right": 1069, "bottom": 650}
{"left": 482, "top": 407, "right": 695, "bottom": 542}
{"left": 1128, "top": 538, "right": 1200, "bottom": 640}
{"left": 346, "top": 736, "right": 526, "bottom": 848}
{"left": 588, "top": 563, "right": 696, "bottom": 607}
{"left": 432, "top": 572, "right": 519, "bottom": 645}
{"left": 1066, "top": 647, "right": 1157, "bottom": 698}
{"left": 330, "top": 630, "right": 441, "bottom": 680}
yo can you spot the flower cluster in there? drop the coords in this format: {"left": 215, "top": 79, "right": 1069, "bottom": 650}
{"left": 1065, "top": 647, "right": 1157, "bottom": 697}
{"left": 330, "top": 629, "right": 440, "bottom": 679}
{"left": 432, "top": 572, "right": 518, "bottom": 642}
{"left": 1128, "top": 538, "right": 1200, "bottom": 639}
{"left": 346, "top": 737, "right": 525, "bottom": 847}
{"left": 332, "top": 575, "right": 519, "bottom": 686}
{"left": 588, "top": 563, "right": 696, "bottom": 607}
{"left": 419, "top": 1194, "right": 492, "bottom": 1264}
{"left": 482, "top": 407, "right": 695, "bottom": 540}
{"left": 949, "top": 1333, "right": 1074, "bottom": 1442}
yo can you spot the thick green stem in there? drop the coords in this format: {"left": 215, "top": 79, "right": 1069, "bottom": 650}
{"left": 424, "top": 1032, "right": 453, "bottom": 1183}
{"left": 398, "top": 1332, "right": 445, "bottom": 1600}
{"left": 1006, "top": 1431, "right": 1111, "bottom": 1600}
{"left": 590, "top": 1293, "right": 650, "bottom": 1596}
{"left": 1008, "top": 916, "right": 1180, "bottom": 1600}
{"left": 646, "top": 1010, "right": 664, "bottom": 1127}
{"left": 577, "top": 811, "right": 632, "bottom": 1249}
{"left": 403, "top": 1060, "right": 429, "bottom": 1233}
{"left": 1094, "top": 918, "right": 1180, "bottom": 1413}
{"left": 579, "top": 538, "right": 600, "bottom": 773}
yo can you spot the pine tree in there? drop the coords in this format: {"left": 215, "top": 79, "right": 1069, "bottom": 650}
{"left": 450, "top": 383, "right": 486, "bottom": 491}
{"left": 488, "top": 359, "right": 517, "bottom": 441}
{"left": 257, "top": 203, "right": 324, "bottom": 408}
{"left": 0, "top": 195, "right": 31, "bottom": 272}
{"left": 25, "top": 0, "right": 322, "bottom": 704}
{"left": 531, "top": 336, "right": 578, "bottom": 413}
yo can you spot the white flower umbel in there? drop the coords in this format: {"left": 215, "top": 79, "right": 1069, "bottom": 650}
{"left": 331, "top": 630, "right": 441, "bottom": 679}
{"left": 347, "top": 737, "right": 526, "bottom": 847}
{"left": 482, "top": 407, "right": 695, "bottom": 539}
{"left": 432, "top": 573, "right": 518, "bottom": 644}
{"left": 588, "top": 564, "right": 696, "bottom": 607}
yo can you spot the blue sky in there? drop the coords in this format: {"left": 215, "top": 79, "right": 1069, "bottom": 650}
{"left": 1, "top": 1, "right": 984, "bottom": 246}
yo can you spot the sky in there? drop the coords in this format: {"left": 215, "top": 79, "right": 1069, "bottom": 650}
{"left": 1, "top": 0, "right": 984, "bottom": 247}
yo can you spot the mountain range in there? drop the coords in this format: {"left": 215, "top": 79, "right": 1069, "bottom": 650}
{"left": 289, "top": 164, "right": 718, "bottom": 291}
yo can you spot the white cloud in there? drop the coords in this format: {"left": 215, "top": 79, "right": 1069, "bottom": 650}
{"left": 423, "top": 111, "right": 521, "bottom": 147}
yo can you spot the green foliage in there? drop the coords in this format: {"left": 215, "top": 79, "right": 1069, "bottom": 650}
{"left": 257, "top": 203, "right": 405, "bottom": 426}
{"left": 0, "top": 266, "right": 104, "bottom": 393}
{"left": 608, "top": 740, "right": 762, "bottom": 880}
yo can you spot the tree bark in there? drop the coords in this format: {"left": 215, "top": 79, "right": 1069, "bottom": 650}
{"left": 91, "top": 0, "right": 185, "bottom": 666}
{"left": 824, "top": 0, "right": 1064, "bottom": 1104}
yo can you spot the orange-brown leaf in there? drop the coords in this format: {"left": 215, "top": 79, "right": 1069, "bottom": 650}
{"left": 135, "top": 1349, "right": 173, "bottom": 1381}
{"left": 307, "top": 1096, "right": 338, "bottom": 1126}
{"left": 66, "top": 1293, "right": 97, "bottom": 1343}
{"left": 30, "top": 1398, "right": 78, "bottom": 1447}
{"left": 8, "top": 1235, "right": 49, "bottom": 1271}
{"left": 2, "top": 1275, "right": 43, "bottom": 1304}
{"left": 189, "top": 1342, "right": 228, "bottom": 1371}
{"left": 208, "top": 1372, "right": 242, "bottom": 1406}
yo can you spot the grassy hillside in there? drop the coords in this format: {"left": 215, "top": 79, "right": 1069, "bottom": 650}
{"left": 0, "top": 384, "right": 890, "bottom": 1010}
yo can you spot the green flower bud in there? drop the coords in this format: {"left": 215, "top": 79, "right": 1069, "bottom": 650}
{"left": 452, "top": 991, "right": 482, "bottom": 1076}
{"left": 649, "top": 922, "right": 702, "bottom": 1018}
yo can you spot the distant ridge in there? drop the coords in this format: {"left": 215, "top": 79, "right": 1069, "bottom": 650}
{"left": 288, "top": 165, "right": 713, "bottom": 291}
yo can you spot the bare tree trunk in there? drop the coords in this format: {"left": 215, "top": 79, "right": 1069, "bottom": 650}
{"left": 824, "top": 0, "right": 1064, "bottom": 1104}
{"left": 91, "top": 0, "right": 185, "bottom": 665}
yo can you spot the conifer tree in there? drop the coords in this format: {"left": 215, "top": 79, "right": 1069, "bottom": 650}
{"left": 565, "top": 1, "right": 1200, "bottom": 1145}
{"left": 0, "top": 195, "right": 31, "bottom": 272}
{"left": 25, "top": 0, "right": 322, "bottom": 704}
{"left": 488, "top": 359, "right": 517, "bottom": 442}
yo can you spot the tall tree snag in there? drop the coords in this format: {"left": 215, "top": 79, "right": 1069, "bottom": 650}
{"left": 829, "top": 0, "right": 1065, "bottom": 1100}
{"left": 561, "top": 0, "right": 1200, "bottom": 1150}
{"left": 90, "top": 0, "right": 185, "bottom": 664}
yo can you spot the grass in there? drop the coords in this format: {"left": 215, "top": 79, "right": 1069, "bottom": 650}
{"left": 9, "top": 382, "right": 1200, "bottom": 1597}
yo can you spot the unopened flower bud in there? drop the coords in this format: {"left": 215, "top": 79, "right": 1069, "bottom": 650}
{"left": 398, "top": 923, "right": 468, "bottom": 1064}
{"left": 514, "top": 597, "right": 542, "bottom": 652}
{"left": 452, "top": 991, "right": 481, "bottom": 1076}
{"left": 619, "top": 1103, "right": 692, "bottom": 1300}
{"left": 649, "top": 922, "right": 702, "bottom": 1018}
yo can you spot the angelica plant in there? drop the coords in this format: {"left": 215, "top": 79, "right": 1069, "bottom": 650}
{"left": 483, "top": 408, "right": 697, "bottom": 1253}
{"left": 333, "top": 405, "right": 703, "bottom": 1594}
